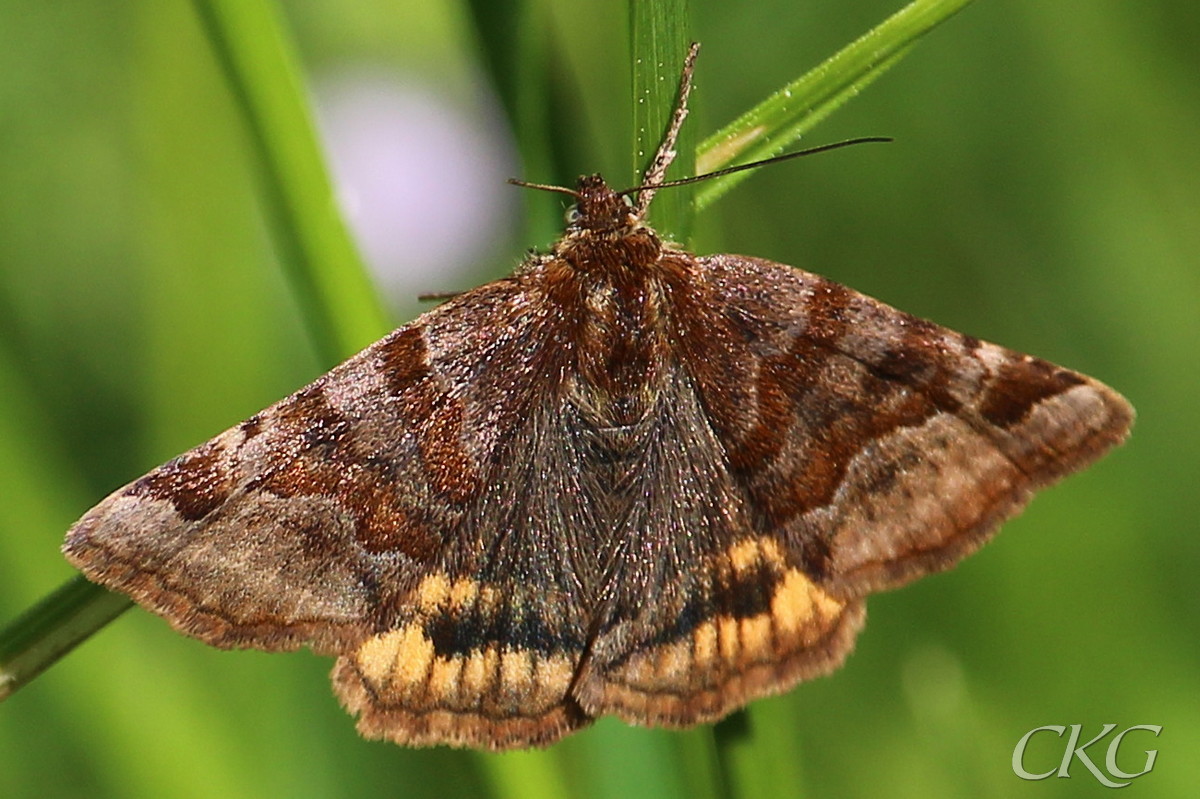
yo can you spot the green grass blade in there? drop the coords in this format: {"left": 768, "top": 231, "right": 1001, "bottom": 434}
{"left": 631, "top": 0, "right": 694, "bottom": 242}
{"left": 0, "top": 577, "right": 130, "bottom": 701}
{"left": 695, "top": 0, "right": 976, "bottom": 210}
{"left": 463, "top": 0, "right": 564, "bottom": 245}
{"left": 673, "top": 726, "right": 732, "bottom": 799}
{"left": 0, "top": 332, "right": 129, "bottom": 703}
{"left": 192, "top": 0, "right": 392, "bottom": 363}
{"left": 715, "top": 706, "right": 807, "bottom": 799}
{"left": 630, "top": 5, "right": 733, "bottom": 799}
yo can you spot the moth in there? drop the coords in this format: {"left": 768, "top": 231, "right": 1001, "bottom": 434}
{"left": 64, "top": 44, "right": 1133, "bottom": 750}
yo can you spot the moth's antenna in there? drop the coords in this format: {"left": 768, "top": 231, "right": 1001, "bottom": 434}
{"left": 416, "top": 291, "right": 463, "bottom": 302}
{"left": 507, "top": 179, "right": 582, "bottom": 199}
{"left": 619, "top": 137, "right": 894, "bottom": 196}
{"left": 635, "top": 42, "right": 701, "bottom": 218}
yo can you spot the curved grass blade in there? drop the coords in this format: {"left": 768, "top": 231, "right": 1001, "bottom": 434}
{"left": 695, "top": 0, "right": 976, "bottom": 210}
{"left": 631, "top": 0, "right": 695, "bottom": 242}
{"left": 192, "top": 0, "right": 392, "bottom": 363}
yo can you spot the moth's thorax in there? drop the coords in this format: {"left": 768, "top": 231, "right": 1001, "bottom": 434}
{"left": 543, "top": 175, "right": 679, "bottom": 427}
{"left": 558, "top": 227, "right": 662, "bottom": 274}
{"left": 568, "top": 267, "right": 671, "bottom": 427}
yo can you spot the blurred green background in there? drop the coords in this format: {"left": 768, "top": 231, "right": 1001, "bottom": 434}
{"left": 1, "top": 1, "right": 1197, "bottom": 797}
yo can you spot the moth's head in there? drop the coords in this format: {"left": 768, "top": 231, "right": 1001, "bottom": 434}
{"left": 566, "top": 174, "right": 639, "bottom": 235}
{"left": 507, "top": 173, "right": 645, "bottom": 239}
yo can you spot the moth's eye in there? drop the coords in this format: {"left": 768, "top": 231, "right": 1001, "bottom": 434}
{"left": 565, "top": 206, "right": 583, "bottom": 225}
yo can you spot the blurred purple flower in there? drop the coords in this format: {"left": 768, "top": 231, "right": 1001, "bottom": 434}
{"left": 313, "top": 69, "right": 516, "bottom": 309}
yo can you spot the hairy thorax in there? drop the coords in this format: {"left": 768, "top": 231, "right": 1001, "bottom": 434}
{"left": 544, "top": 224, "right": 680, "bottom": 431}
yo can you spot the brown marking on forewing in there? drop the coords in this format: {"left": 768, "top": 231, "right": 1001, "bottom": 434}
{"left": 125, "top": 441, "right": 232, "bottom": 521}
{"left": 420, "top": 400, "right": 482, "bottom": 504}
{"left": 378, "top": 327, "right": 433, "bottom": 397}
{"left": 980, "top": 356, "right": 1085, "bottom": 428}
